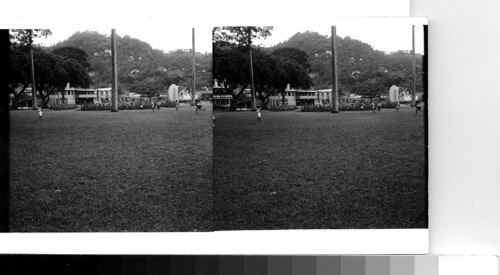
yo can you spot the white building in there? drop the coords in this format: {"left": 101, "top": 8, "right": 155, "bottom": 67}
{"left": 48, "top": 83, "right": 95, "bottom": 105}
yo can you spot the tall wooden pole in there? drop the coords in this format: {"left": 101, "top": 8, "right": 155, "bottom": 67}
{"left": 412, "top": 25, "right": 417, "bottom": 106}
{"left": 248, "top": 28, "right": 256, "bottom": 111}
{"left": 111, "top": 29, "right": 118, "bottom": 112}
{"left": 191, "top": 28, "right": 196, "bottom": 106}
{"left": 29, "top": 30, "right": 37, "bottom": 109}
{"left": 331, "top": 26, "right": 339, "bottom": 113}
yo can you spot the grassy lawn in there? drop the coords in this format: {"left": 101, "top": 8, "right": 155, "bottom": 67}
{"left": 9, "top": 103, "right": 213, "bottom": 232}
{"left": 213, "top": 105, "right": 427, "bottom": 230}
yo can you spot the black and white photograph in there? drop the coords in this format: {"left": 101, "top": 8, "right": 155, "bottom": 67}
{"left": 213, "top": 19, "right": 428, "bottom": 230}
{"left": 5, "top": 26, "right": 214, "bottom": 232}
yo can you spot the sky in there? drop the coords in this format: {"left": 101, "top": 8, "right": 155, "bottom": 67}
{"left": 32, "top": 18, "right": 425, "bottom": 55}
{"left": 253, "top": 19, "right": 426, "bottom": 54}
{"left": 35, "top": 25, "right": 214, "bottom": 54}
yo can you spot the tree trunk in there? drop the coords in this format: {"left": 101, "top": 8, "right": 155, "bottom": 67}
{"left": 231, "top": 85, "right": 247, "bottom": 110}
{"left": 12, "top": 84, "right": 28, "bottom": 109}
{"left": 38, "top": 90, "right": 49, "bottom": 108}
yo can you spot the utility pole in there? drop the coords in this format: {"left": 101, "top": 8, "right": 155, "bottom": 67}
{"left": 111, "top": 29, "right": 118, "bottom": 112}
{"left": 192, "top": 28, "right": 196, "bottom": 106}
{"left": 248, "top": 28, "right": 256, "bottom": 111}
{"left": 331, "top": 26, "right": 339, "bottom": 113}
{"left": 29, "top": 30, "right": 37, "bottom": 110}
{"left": 412, "top": 25, "right": 417, "bottom": 107}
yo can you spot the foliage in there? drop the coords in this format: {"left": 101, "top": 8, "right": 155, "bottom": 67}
{"left": 273, "top": 31, "right": 424, "bottom": 100}
{"left": 300, "top": 102, "right": 375, "bottom": 112}
{"left": 9, "top": 44, "right": 92, "bottom": 108}
{"left": 379, "top": 101, "right": 398, "bottom": 109}
{"left": 269, "top": 105, "right": 298, "bottom": 112}
{"left": 9, "top": 29, "right": 52, "bottom": 48}
{"left": 52, "top": 31, "right": 212, "bottom": 93}
{"left": 213, "top": 26, "right": 273, "bottom": 48}
{"left": 80, "top": 100, "right": 176, "bottom": 111}
{"left": 129, "top": 70, "right": 182, "bottom": 98}
{"left": 52, "top": 46, "right": 91, "bottom": 69}
{"left": 49, "top": 104, "right": 77, "bottom": 110}
{"left": 213, "top": 28, "right": 312, "bottom": 109}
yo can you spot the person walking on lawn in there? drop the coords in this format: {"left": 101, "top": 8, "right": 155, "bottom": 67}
{"left": 175, "top": 99, "right": 180, "bottom": 111}
{"left": 151, "top": 101, "right": 155, "bottom": 112}
{"left": 257, "top": 107, "right": 262, "bottom": 123}
{"left": 37, "top": 105, "right": 43, "bottom": 122}
{"left": 195, "top": 100, "right": 205, "bottom": 114}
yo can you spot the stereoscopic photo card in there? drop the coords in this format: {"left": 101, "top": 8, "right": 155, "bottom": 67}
{"left": 1, "top": 16, "right": 428, "bottom": 254}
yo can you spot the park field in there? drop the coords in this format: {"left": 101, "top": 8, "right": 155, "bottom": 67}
{"left": 213, "top": 105, "right": 427, "bottom": 230}
{"left": 9, "top": 103, "right": 213, "bottom": 232}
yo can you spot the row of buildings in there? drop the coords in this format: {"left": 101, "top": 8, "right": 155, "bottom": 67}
{"left": 10, "top": 84, "right": 204, "bottom": 107}
{"left": 213, "top": 82, "right": 418, "bottom": 109}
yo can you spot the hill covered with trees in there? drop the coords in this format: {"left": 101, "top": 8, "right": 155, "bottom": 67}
{"left": 273, "top": 31, "right": 423, "bottom": 99}
{"left": 51, "top": 31, "right": 212, "bottom": 97}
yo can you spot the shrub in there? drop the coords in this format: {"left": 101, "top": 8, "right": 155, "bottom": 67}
{"left": 80, "top": 103, "right": 111, "bottom": 111}
{"left": 300, "top": 103, "right": 374, "bottom": 112}
{"left": 49, "top": 104, "right": 77, "bottom": 110}
{"left": 158, "top": 101, "right": 176, "bottom": 108}
{"left": 269, "top": 105, "right": 298, "bottom": 112}
{"left": 80, "top": 101, "right": 177, "bottom": 111}
{"left": 301, "top": 104, "right": 330, "bottom": 112}
{"left": 379, "top": 101, "right": 398, "bottom": 109}
{"left": 214, "top": 104, "right": 230, "bottom": 111}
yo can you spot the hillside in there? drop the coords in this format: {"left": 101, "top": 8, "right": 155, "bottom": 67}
{"left": 51, "top": 31, "right": 212, "bottom": 91}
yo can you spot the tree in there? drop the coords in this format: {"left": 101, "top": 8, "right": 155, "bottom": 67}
{"left": 213, "top": 26, "right": 273, "bottom": 110}
{"left": 214, "top": 44, "right": 312, "bottom": 109}
{"left": 272, "top": 48, "right": 313, "bottom": 105}
{"left": 9, "top": 46, "right": 92, "bottom": 108}
{"left": 9, "top": 29, "right": 52, "bottom": 48}
{"left": 274, "top": 31, "right": 330, "bottom": 89}
{"left": 52, "top": 31, "right": 213, "bottom": 94}
{"left": 130, "top": 69, "right": 182, "bottom": 99}
{"left": 272, "top": 47, "right": 310, "bottom": 71}
{"left": 53, "top": 46, "right": 91, "bottom": 69}
{"left": 10, "top": 29, "right": 52, "bottom": 108}
{"left": 213, "top": 45, "right": 249, "bottom": 110}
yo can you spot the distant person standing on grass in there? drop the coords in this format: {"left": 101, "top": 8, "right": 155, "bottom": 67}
{"left": 151, "top": 101, "right": 155, "bottom": 112}
{"left": 175, "top": 99, "right": 180, "bottom": 111}
{"left": 415, "top": 101, "right": 424, "bottom": 115}
{"left": 157, "top": 101, "right": 160, "bottom": 111}
{"left": 257, "top": 107, "right": 262, "bottom": 123}
{"left": 37, "top": 105, "right": 42, "bottom": 122}
{"left": 396, "top": 102, "right": 400, "bottom": 112}
{"left": 371, "top": 102, "right": 376, "bottom": 113}
{"left": 195, "top": 100, "right": 205, "bottom": 114}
